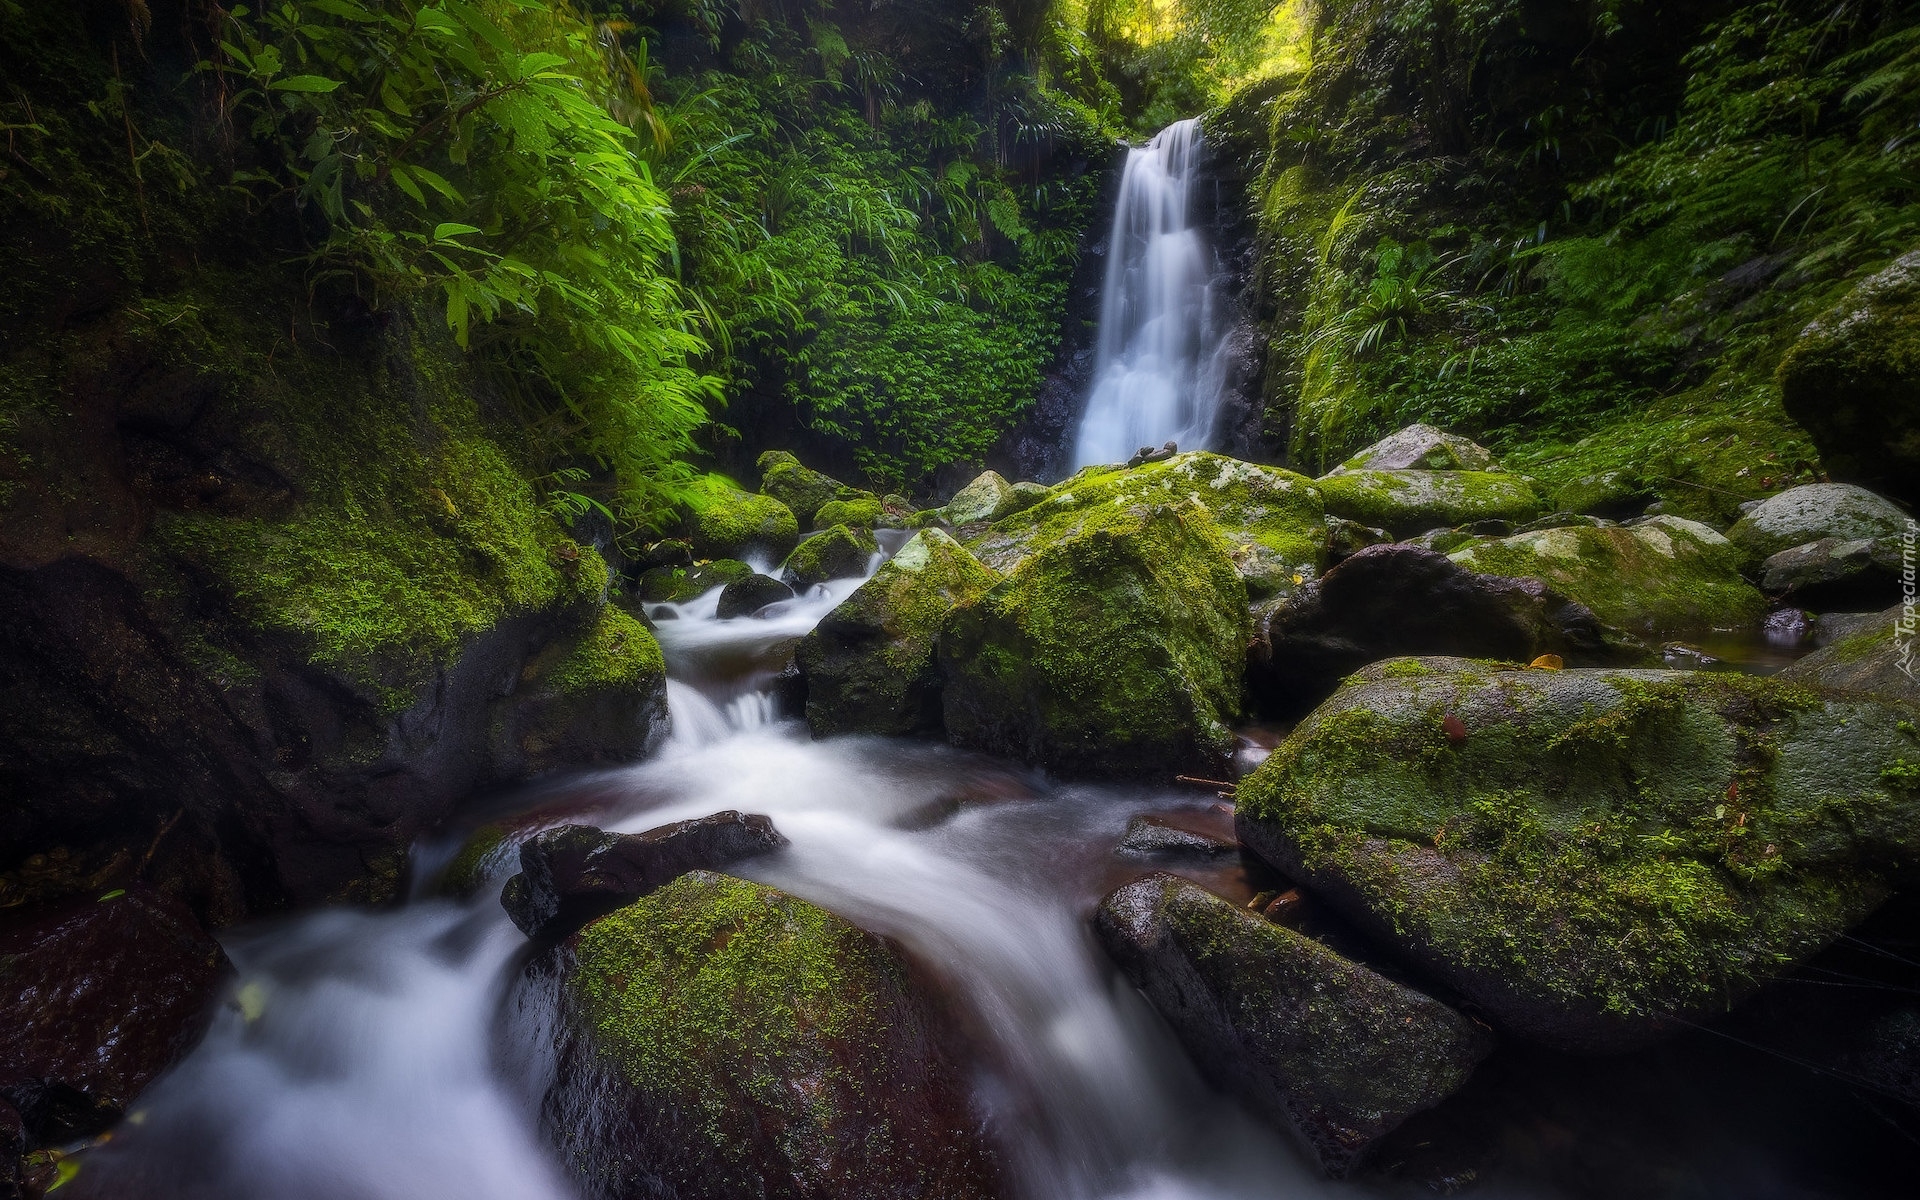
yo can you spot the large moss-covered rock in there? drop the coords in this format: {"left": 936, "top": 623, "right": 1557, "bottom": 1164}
{"left": 490, "top": 605, "right": 669, "bottom": 779}
{"left": 967, "top": 452, "right": 1327, "bottom": 599}
{"left": 756, "top": 450, "right": 873, "bottom": 528}
{"left": 1336, "top": 424, "right": 1498, "bottom": 473}
{"left": 1781, "top": 605, "right": 1920, "bottom": 705}
{"left": 939, "top": 499, "right": 1249, "bottom": 777}
{"left": 1094, "top": 874, "right": 1492, "bottom": 1177}
{"left": 797, "top": 529, "right": 999, "bottom": 736}
{"left": 812, "top": 496, "right": 890, "bottom": 531}
{"left": 1448, "top": 516, "right": 1766, "bottom": 633}
{"left": 517, "top": 872, "right": 1001, "bottom": 1200}
{"left": 635, "top": 558, "right": 753, "bottom": 603}
{"left": 944, "top": 471, "right": 1020, "bottom": 525}
{"left": 1235, "top": 659, "right": 1920, "bottom": 1051}
{"left": 1725, "top": 482, "right": 1911, "bottom": 558}
{"left": 1778, "top": 248, "right": 1920, "bottom": 504}
{"left": 684, "top": 477, "right": 801, "bottom": 562}
{"left": 1315, "top": 470, "right": 1544, "bottom": 537}
{"left": 781, "top": 524, "right": 879, "bottom": 589}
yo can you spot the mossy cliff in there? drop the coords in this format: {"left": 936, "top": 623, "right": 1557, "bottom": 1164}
{"left": 519, "top": 871, "right": 1003, "bottom": 1200}
{"left": 1234, "top": 658, "right": 1920, "bottom": 1051}
{"left": 0, "top": 4, "right": 667, "bottom": 917}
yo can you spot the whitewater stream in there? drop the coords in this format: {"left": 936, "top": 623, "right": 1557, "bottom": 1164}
{"left": 1072, "top": 118, "right": 1234, "bottom": 470}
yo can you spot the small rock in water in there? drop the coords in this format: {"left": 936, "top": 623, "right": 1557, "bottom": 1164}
{"left": 1660, "top": 641, "right": 1721, "bottom": 669}
{"left": 1117, "top": 814, "right": 1238, "bottom": 857}
{"left": 716, "top": 572, "right": 795, "bottom": 618}
{"left": 1764, "top": 606, "right": 1812, "bottom": 644}
{"left": 501, "top": 813, "right": 788, "bottom": 940}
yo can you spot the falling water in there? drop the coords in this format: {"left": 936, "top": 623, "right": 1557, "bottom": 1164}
{"left": 1072, "top": 118, "right": 1233, "bottom": 470}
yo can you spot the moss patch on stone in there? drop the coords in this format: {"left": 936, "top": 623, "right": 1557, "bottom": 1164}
{"left": 1235, "top": 659, "right": 1920, "bottom": 1048}
{"left": 782, "top": 524, "right": 878, "bottom": 588}
{"left": 545, "top": 606, "right": 665, "bottom": 696}
{"left": 1448, "top": 517, "right": 1765, "bottom": 633}
{"left": 756, "top": 450, "right": 872, "bottom": 528}
{"left": 1315, "top": 470, "right": 1544, "bottom": 537}
{"left": 684, "top": 474, "right": 800, "bottom": 562}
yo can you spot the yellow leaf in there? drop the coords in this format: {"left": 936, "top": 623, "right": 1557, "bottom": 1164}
{"left": 1529, "top": 654, "right": 1564, "bottom": 670}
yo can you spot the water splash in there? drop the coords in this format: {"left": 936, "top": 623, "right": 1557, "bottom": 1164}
{"left": 1072, "top": 118, "right": 1232, "bottom": 470}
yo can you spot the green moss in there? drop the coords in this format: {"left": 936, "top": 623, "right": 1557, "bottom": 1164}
{"left": 782, "top": 524, "right": 878, "bottom": 588}
{"left": 1237, "top": 664, "right": 1915, "bottom": 1029}
{"left": 811, "top": 496, "right": 886, "bottom": 530}
{"left": 1315, "top": 469, "right": 1545, "bottom": 537}
{"left": 547, "top": 605, "right": 665, "bottom": 696}
{"left": 636, "top": 559, "right": 754, "bottom": 603}
{"left": 1449, "top": 518, "right": 1765, "bottom": 633}
{"left": 756, "top": 451, "right": 870, "bottom": 528}
{"left": 438, "top": 823, "right": 511, "bottom": 899}
{"left": 685, "top": 473, "right": 801, "bottom": 561}
{"left": 567, "top": 872, "right": 896, "bottom": 1160}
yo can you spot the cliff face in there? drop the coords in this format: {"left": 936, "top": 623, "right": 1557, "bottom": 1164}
{"left": 0, "top": 3, "right": 668, "bottom": 924}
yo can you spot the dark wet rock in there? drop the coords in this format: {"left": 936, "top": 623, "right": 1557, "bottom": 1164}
{"left": 1757, "top": 536, "right": 1903, "bottom": 608}
{"left": 1660, "top": 641, "right": 1722, "bottom": 669}
{"left": 1316, "top": 470, "right": 1544, "bottom": 538}
{"left": 1781, "top": 604, "right": 1920, "bottom": 705}
{"left": 1235, "top": 658, "right": 1920, "bottom": 1052}
{"left": 1094, "top": 874, "right": 1492, "bottom": 1177}
{"left": 1117, "top": 815, "right": 1239, "bottom": 857}
{"left": 757, "top": 451, "right": 873, "bottom": 529}
{"left": 1764, "top": 606, "right": 1814, "bottom": 643}
{"left": 716, "top": 572, "right": 796, "bottom": 619}
{"left": 514, "top": 872, "right": 1002, "bottom": 1200}
{"left": 0, "top": 889, "right": 228, "bottom": 1145}
{"left": 940, "top": 497, "right": 1249, "bottom": 778}
{"left": 1726, "top": 483, "right": 1909, "bottom": 558}
{"left": 1337, "top": 424, "right": 1498, "bottom": 473}
{"left": 782, "top": 525, "right": 879, "bottom": 590}
{"left": 1247, "top": 544, "right": 1633, "bottom": 717}
{"left": 0, "top": 1098, "right": 22, "bottom": 1199}
{"left": 1125, "top": 441, "right": 1179, "bottom": 468}
{"left": 634, "top": 538, "right": 695, "bottom": 570}
{"left": 635, "top": 559, "right": 753, "bottom": 604}
{"left": 1777, "top": 248, "right": 1920, "bottom": 504}
{"left": 489, "top": 606, "right": 670, "bottom": 781}
{"left": 797, "top": 530, "right": 998, "bottom": 737}
{"left": 501, "top": 815, "right": 788, "bottom": 941}
{"left": 1448, "top": 516, "right": 1765, "bottom": 633}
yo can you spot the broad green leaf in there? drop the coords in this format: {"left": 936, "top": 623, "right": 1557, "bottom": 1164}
{"left": 433, "top": 222, "right": 482, "bottom": 240}
{"left": 269, "top": 74, "right": 343, "bottom": 93}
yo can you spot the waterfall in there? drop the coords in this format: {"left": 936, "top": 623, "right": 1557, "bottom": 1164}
{"left": 1071, "top": 118, "right": 1231, "bottom": 470}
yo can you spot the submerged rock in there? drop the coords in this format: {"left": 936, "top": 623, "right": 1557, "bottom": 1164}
{"left": 782, "top": 525, "right": 879, "bottom": 590}
{"left": 635, "top": 558, "right": 753, "bottom": 604}
{"left": 1725, "top": 482, "right": 1910, "bottom": 558}
{"left": 1116, "top": 815, "right": 1238, "bottom": 857}
{"left": 686, "top": 478, "right": 801, "bottom": 562}
{"left": 1777, "top": 248, "right": 1920, "bottom": 504}
{"left": 757, "top": 451, "right": 872, "bottom": 529}
{"left": 1757, "top": 536, "right": 1904, "bottom": 608}
{"left": 516, "top": 872, "right": 1001, "bottom": 1200}
{"left": 944, "top": 471, "right": 1021, "bottom": 525}
{"left": 1781, "top": 604, "right": 1920, "bottom": 705}
{"left": 1335, "top": 424, "right": 1498, "bottom": 473}
{"left": 797, "top": 529, "right": 999, "bottom": 737}
{"left": 1248, "top": 544, "right": 1633, "bottom": 716}
{"left": 940, "top": 498, "right": 1249, "bottom": 777}
{"left": 1094, "top": 874, "right": 1492, "bottom": 1176}
{"left": 0, "top": 889, "right": 228, "bottom": 1145}
{"left": 1235, "top": 658, "right": 1920, "bottom": 1051}
{"left": 501, "top": 815, "right": 788, "bottom": 940}
{"left": 1316, "top": 470, "right": 1544, "bottom": 538}
{"left": 1447, "top": 516, "right": 1765, "bottom": 633}
{"left": 716, "top": 572, "right": 795, "bottom": 618}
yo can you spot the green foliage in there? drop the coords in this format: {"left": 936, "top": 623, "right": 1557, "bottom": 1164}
{"left": 216, "top": 0, "right": 720, "bottom": 527}
{"left": 661, "top": 18, "right": 1111, "bottom": 490}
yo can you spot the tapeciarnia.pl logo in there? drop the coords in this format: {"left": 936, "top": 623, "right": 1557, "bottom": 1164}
{"left": 1899, "top": 518, "right": 1917, "bottom": 681}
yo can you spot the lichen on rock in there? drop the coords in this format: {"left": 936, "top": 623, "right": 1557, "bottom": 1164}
{"left": 1315, "top": 469, "right": 1545, "bottom": 538}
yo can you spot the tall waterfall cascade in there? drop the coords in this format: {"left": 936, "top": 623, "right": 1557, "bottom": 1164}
{"left": 1071, "top": 117, "right": 1233, "bottom": 470}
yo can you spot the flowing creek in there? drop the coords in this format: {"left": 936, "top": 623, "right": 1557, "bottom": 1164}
{"left": 67, "top": 538, "right": 1912, "bottom": 1200}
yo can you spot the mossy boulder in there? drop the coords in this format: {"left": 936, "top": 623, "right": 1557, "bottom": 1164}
{"left": 797, "top": 530, "right": 999, "bottom": 737}
{"left": 944, "top": 470, "right": 1020, "bottom": 525}
{"left": 1315, "top": 470, "right": 1545, "bottom": 538}
{"left": 1725, "top": 482, "right": 1910, "bottom": 558}
{"left": 812, "top": 496, "right": 891, "bottom": 531}
{"left": 781, "top": 525, "right": 879, "bottom": 589}
{"left": 1778, "top": 248, "right": 1920, "bottom": 504}
{"left": 1094, "top": 874, "right": 1492, "bottom": 1177}
{"left": 517, "top": 872, "right": 1001, "bottom": 1200}
{"left": 1447, "top": 516, "right": 1766, "bottom": 633}
{"left": 635, "top": 559, "right": 753, "bottom": 604}
{"left": 939, "top": 499, "right": 1249, "bottom": 777}
{"left": 1552, "top": 470, "right": 1657, "bottom": 520}
{"left": 1234, "top": 658, "right": 1920, "bottom": 1051}
{"left": 684, "top": 476, "right": 801, "bottom": 563}
{"left": 967, "top": 452, "right": 1328, "bottom": 599}
{"left": 1781, "top": 605, "right": 1920, "bottom": 705}
{"left": 1757, "top": 537, "right": 1904, "bottom": 608}
{"left": 1337, "top": 424, "right": 1498, "bottom": 473}
{"left": 756, "top": 450, "right": 873, "bottom": 528}
{"left": 490, "top": 605, "right": 669, "bottom": 778}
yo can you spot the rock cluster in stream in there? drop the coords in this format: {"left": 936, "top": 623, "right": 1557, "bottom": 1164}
{"left": 765, "top": 426, "right": 1920, "bottom": 1178}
